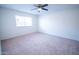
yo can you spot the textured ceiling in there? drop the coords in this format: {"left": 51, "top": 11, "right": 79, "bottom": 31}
{"left": 0, "top": 4, "right": 79, "bottom": 15}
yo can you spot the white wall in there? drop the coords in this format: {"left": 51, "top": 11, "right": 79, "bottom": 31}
{"left": 39, "top": 9, "right": 79, "bottom": 41}
{"left": 0, "top": 8, "right": 38, "bottom": 40}
{"left": 0, "top": 40, "right": 1, "bottom": 55}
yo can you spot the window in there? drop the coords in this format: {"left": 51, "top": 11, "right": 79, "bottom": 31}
{"left": 16, "top": 15, "right": 32, "bottom": 27}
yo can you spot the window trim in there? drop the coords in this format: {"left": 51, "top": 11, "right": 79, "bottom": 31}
{"left": 16, "top": 15, "right": 32, "bottom": 27}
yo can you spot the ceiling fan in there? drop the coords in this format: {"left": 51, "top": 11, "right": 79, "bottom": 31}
{"left": 32, "top": 4, "right": 48, "bottom": 12}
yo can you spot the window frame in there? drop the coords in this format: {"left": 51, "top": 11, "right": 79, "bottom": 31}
{"left": 16, "top": 15, "right": 32, "bottom": 27}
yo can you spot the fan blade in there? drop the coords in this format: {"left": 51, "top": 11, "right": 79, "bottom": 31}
{"left": 42, "top": 8, "right": 48, "bottom": 11}
{"left": 42, "top": 4, "right": 48, "bottom": 7}
{"left": 34, "top": 4, "right": 42, "bottom": 8}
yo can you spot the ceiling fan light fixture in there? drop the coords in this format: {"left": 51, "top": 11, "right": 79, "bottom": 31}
{"left": 37, "top": 8, "right": 42, "bottom": 12}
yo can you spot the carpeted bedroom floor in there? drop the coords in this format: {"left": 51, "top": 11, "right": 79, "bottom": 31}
{"left": 1, "top": 32, "right": 79, "bottom": 55}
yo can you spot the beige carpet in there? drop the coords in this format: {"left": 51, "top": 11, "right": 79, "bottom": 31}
{"left": 1, "top": 32, "right": 79, "bottom": 55}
